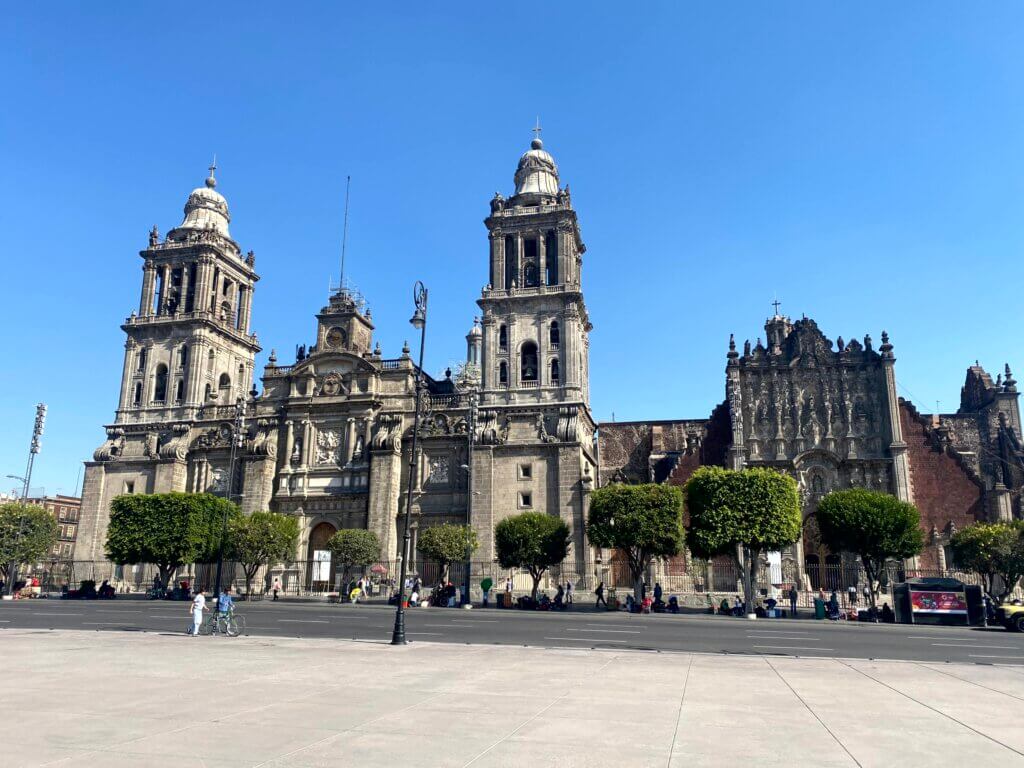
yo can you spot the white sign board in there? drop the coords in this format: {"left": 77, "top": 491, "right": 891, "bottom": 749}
{"left": 767, "top": 551, "right": 783, "bottom": 585}
{"left": 312, "top": 550, "right": 332, "bottom": 582}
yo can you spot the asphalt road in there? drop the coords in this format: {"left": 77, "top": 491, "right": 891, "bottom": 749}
{"left": 4, "top": 598, "right": 1024, "bottom": 663}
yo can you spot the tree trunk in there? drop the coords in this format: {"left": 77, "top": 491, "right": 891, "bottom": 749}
{"left": 159, "top": 565, "right": 174, "bottom": 592}
{"left": 530, "top": 571, "right": 542, "bottom": 602}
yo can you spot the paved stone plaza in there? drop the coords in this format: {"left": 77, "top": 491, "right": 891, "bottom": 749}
{"left": 4, "top": 629, "right": 1024, "bottom": 767}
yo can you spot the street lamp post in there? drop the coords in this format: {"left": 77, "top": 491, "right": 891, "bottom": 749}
{"left": 392, "top": 281, "right": 428, "bottom": 646}
{"left": 213, "top": 396, "right": 246, "bottom": 597}
{"left": 4, "top": 404, "right": 45, "bottom": 597}
{"left": 461, "top": 390, "right": 478, "bottom": 606}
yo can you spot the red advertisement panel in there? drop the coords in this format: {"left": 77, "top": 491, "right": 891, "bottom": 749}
{"left": 910, "top": 590, "right": 967, "bottom": 614}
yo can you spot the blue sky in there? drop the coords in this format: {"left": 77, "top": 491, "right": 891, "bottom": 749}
{"left": 2, "top": 4, "right": 1023, "bottom": 496}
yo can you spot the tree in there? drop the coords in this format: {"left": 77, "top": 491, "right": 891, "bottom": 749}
{"left": 815, "top": 488, "right": 924, "bottom": 608}
{"left": 227, "top": 511, "right": 299, "bottom": 596}
{"left": 417, "top": 524, "right": 478, "bottom": 583}
{"left": 0, "top": 503, "right": 60, "bottom": 580}
{"left": 950, "top": 521, "right": 1024, "bottom": 601}
{"left": 327, "top": 529, "right": 381, "bottom": 591}
{"left": 106, "top": 493, "right": 239, "bottom": 588}
{"left": 685, "top": 467, "right": 801, "bottom": 614}
{"left": 495, "top": 512, "right": 571, "bottom": 601}
{"left": 588, "top": 483, "right": 684, "bottom": 604}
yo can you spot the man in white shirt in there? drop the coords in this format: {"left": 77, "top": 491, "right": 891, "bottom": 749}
{"left": 190, "top": 589, "right": 208, "bottom": 636}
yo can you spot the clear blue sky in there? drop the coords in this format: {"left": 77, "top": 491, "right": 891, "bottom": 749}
{"left": 2, "top": 4, "right": 1023, "bottom": 497}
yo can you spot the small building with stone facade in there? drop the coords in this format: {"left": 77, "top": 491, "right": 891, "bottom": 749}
{"left": 76, "top": 138, "right": 598, "bottom": 587}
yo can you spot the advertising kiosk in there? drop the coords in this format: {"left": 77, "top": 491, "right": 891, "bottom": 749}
{"left": 893, "top": 577, "right": 984, "bottom": 626}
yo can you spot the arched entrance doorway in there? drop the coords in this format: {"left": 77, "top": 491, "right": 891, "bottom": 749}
{"left": 307, "top": 522, "right": 337, "bottom": 593}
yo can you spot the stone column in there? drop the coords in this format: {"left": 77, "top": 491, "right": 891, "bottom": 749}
{"left": 195, "top": 258, "right": 211, "bottom": 313}
{"left": 367, "top": 446, "right": 403, "bottom": 561}
{"left": 284, "top": 420, "right": 295, "bottom": 468}
{"left": 538, "top": 232, "right": 546, "bottom": 286}
{"left": 302, "top": 420, "right": 313, "bottom": 468}
{"left": 139, "top": 262, "right": 156, "bottom": 316}
{"left": 491, "top": 232, "right": 505, "bottom": 290}
{"left": 156, "top": 265, "right": 169, "bottom": 315}
{"left": 345, "top": 418, "right": 357, "bottom": 463}
{"left": 117, "top": 340, "right": 136, "bottom": 410}
{"left": 179, "top": 263, "right": 191, "bottom": 313}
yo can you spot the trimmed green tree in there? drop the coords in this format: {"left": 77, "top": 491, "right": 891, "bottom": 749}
{"left": 495, "top": 511, "right": 571, "bottom": 601}
{"left": 227, "top": 511, "right": 299, "bottom": 596}
{"left": 685, "top": 467, "right": 801, "bottom": 614}
{"left": 417, "top": 524, "right": 478, "bottom": 583}
{"left": 0, "top": 503, "right": 60, "bottom": 579}
{"left": 106, "top": 492, "right": 240, "bottom": 588}
{"left": 327, "top": 528, "right": 381, "bottom": 592}
{"left": 950, "top": 521, "right": 1024, "bottom": 601}
{"left": 587, "top": 483, "right": 684, "bottom": 604}
{"left": 815, "top": 488, "right": 924, "bottom": 608}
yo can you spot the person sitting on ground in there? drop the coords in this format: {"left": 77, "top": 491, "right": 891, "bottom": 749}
{"left": 641, "top": 596, "right": 653, "bottom": 614}
{"left": 880, "top": 602, "right": 895, "bottom": 623}
{"left": 538, "top": 593, "right": 551, "bottom": 610}
{"left": 826, "top": 592, "right": 841, "bottom": 620}
{"left": 349, "top": 585, "right": 362, "bottom": 604}
{"left": 409, "top": 589, "right": 419, "bottom": 607}
{"left": 668, "top": 595, "right": 679, "bottom": 613}
{"left": 719, "top": 598, "right": 731, "bottom": 615}
{"left": 732, "top": 596, "right": 744, "bottom": 616}
{"left": 554, "top": 584, "right": 565, "bottom": 609}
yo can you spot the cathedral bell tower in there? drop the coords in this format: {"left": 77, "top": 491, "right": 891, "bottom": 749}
{"left": 119, "top": 164, "right": 260, "bottom": 421}
{"left": 478, "top": 134, "right": 592, "bottom": 405}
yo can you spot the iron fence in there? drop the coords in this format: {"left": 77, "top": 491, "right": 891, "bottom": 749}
{"left": 16, "top": 558, "right": 1020, "bottom": 607}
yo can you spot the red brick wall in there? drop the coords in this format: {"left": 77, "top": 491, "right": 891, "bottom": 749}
{"left": 900, "top": 403, "right": 985, "bottom": 569}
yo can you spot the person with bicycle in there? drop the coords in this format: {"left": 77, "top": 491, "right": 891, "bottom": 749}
{"left": 217, "top": 588, "right": 234, "bottom": 619}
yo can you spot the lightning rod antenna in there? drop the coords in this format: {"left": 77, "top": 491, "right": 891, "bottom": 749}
{"left": 339, "top": 175, "right": 351, "bottom": 292}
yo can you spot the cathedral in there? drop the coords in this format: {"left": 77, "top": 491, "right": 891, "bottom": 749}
{"left": 75, "top": 137, "right": 599, "bottom": 580}
{"left": 75, "top": 134, "right": 1024, "bottom": 589}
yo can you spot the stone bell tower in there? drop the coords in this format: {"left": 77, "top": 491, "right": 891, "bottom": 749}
{"left": 478, "top": 134, "right": 591, "bottom": 405}
{"left": 75, "top": 164, "right": 261, "bottom": 561}
{"left": 471, "top": 132, "right": 597, "bottom": 567}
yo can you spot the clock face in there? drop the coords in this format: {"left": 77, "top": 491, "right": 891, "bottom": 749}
{"left": 326, "top": 326, "right": 345, "bottom": 348}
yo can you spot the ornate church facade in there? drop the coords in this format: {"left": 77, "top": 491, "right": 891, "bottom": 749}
{"left": 75, "top": 138, "right": 598, "bottom": 578}
{"left": 599, "top": 314, "right": 1023, "bottom": 580}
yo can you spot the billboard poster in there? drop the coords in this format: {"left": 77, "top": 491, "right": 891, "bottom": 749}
{"left": 910, "top": 589, "right": 967, "bottom": 615}
{"left": 312, "top": 550, "right": 332, "bottom": 582}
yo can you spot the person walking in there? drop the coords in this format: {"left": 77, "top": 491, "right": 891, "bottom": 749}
{"left": 594, "top": 581, "right": 607, "bottom": 609}
{"left": 653, "top": 582, "right": 663, "bottom": 604}
{"left": 565, "top": 580, "right": 574, "bottom": 606}
{"left": 189, "top": 589, "right": 208, "bottom": 636}
{"left": 272, "top": 577, "right": 281, "bottom": 601}
{"left": 788, "top": 584, "right": 798, "bottom": 618}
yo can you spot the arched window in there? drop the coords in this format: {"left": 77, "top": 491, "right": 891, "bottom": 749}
{"left": 498, "top": 361, "right": 508, "bottom": 385}
{"left": 545, "top": 230, "right": 558, "bottom": 285}
{"left": 207, "top": 349, "right": 216, "bottom": 373}
{"left": 178, "top": 345, "right": 188, "bottom": 369}
{"left": 521, "top": 341, "right": 538, "bottom": 382}
{"left": 218, "top": 373, "right": 231, "bottom": 389}
{"left": 550, "top": 359, "right": 560, "bottom": 384}
{"left": 498, "top": 325, "right": 508, "bottom": 350}
{"left": 549, "top": 321, "right": 560, "bottom": 347}
{"left": 238, "top": 363, "right": 245, "bottom": 384}
{"left": 204, "top": 383, "right": 213, "bottom": 401}
{"left": 137, "top": 348, "right": 148, "bottom": 372}
{"left": 220, "top": 301, "right": 232, "bottom": 322}
{"left": 133, "top": 382, "right": 142, "bottom": 406}
{"left": 153, "top": 364, "right": 168, "bottom": 402}
{"left": 174, "top": 379, "right": 184, "bottom": 402}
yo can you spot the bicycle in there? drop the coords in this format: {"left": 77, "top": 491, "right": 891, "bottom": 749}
{"left": 197, "top": 610, "right": 246, "bottom": 637}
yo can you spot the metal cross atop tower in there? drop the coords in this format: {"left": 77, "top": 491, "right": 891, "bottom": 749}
{"left": 532, "top": 117, "right": 542, "bottom": 141}
{"left": 771, "top": 298, "right": 782, "bottom": 316}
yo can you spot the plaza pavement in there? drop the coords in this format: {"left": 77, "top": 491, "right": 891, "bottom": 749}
{"left": 4, "top": 628, "right": 1024, "bottom": 767}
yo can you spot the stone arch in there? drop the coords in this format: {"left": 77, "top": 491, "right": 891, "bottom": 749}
{"left": 307, "top": 521, "right": 337, "bottom": 591}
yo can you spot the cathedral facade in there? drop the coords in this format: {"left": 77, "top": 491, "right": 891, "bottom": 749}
{"left": 75, "top": 139, "right": 598, "bottom": 579}
{"left": 74, "top": 135, "right": 1024, "bottom": 587}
